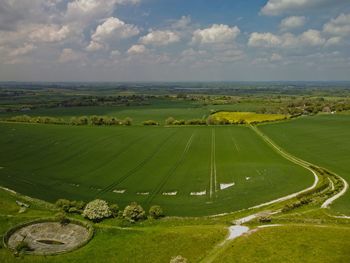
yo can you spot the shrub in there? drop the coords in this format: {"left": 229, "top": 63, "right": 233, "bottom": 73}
{"left": 170, "top": 255, "right": 188, "bottom": 263}
{"left": 55, "top": 199, "right": 71, "bottom": 212}
{"left": 83, "top": 199, "right": 112, "bottom": 222}
{"left": 55, "top": 199, "right": 86, "bottom": 214}
{"left": 173, "top": 120, "right": 185, "bottom": 125}
{"left": 55, "top": 212, "right": 70, "bottom": 226}
{"left": 109, "top": 204, "right": 119, "bottom": 218}
{"left": 165, "top": 117, "right": 175, "bottom": 125}
{"left": 143, "top": 120, "right": 159, "bottom": 126}
{"left": 123, "top": 117, "right": 133, "bottom": 126}
{"left": 149, "top": 205, "right": 164, "bottom": 219}
{"left": 123, "top": 202, "right": 146, "bottom": 222}
{"left": 258, "top": 216, "right": 272, "bottom": 223}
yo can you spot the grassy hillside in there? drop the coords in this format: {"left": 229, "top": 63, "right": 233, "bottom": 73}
{"left": 213, "top": 225, "right": 350, "bottom": 263}
{"left": 0, "top": 123, "right": 313, "bottom": 216}
{"left": 260, "top": 114, "right": 350, "bottom": 215}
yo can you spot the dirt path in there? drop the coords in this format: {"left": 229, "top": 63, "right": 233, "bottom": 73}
{"left": 251, "top": 125, "right": 349, "bottom": 212}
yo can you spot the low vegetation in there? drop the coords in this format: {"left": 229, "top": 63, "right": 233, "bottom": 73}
{"left": 210, "top": 111, "right": 288, "bottom": 124}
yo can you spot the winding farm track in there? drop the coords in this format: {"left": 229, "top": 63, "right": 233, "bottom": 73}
{"left": 250, "top": 125, "right": 349, "bottom": 211}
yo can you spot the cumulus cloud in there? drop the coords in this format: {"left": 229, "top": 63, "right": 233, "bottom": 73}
{"left": 191, "top": 24, "right": 240, "bottom": 45}
{"left": 249, "top": 29, "right": 326, "bottom": 48}
{"left": 9, "top": 44, "right": 36, "bottom": 57}
{"left": 59, "top": 48, "right": 84, "bottom": 63}
{"left": 30, "top": 24, "right": 71, "bottom": 43}
{"left": 323, "top": 13, "right": 350, "bottom": 36}
{"left": 140, "top": 30, "right": 180, "bottom": 46}
{"left": 171, "top": 16, "right": 192, "bottom": 30}
{"left": 280, "top": 16, "right": 306, "bottom": 31}
{"left": 261, "top": 0, "right": 343, "bottom": 16}
{"left": 248, "top": 32, "right": 282, "bottom": 47}
{"left": 87, "top": 17, "right": 139, "bottom": 51}
{"left": 127, "top": 44, "right": 147, "bottom": 55}
{"left": 66, "top": 0, "right": 139, "bottom": 22}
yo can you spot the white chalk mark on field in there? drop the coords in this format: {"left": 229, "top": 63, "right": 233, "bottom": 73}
{"left": 113, "top": 189, "right": 126, "bottom": 194}
{"left": 220, "top": 182, "right": 235, "bottom": 190}
{"left": 191, "top": 190, "right": 206, "bottom": 196}
{"left": 227, "top": 225, "right": 250, "bottom": 240}
{"left": 162, "top": 191, "right": 177, "bottom": 196}
{"left": 137, "top": 192, "right": 149, "bottom": 196}
{"left": 209, "top": 129, "right": 218, "bottom": 199}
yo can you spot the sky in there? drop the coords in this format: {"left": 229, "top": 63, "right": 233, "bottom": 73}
{"left": 0, "top": 0, "right": 350, "bottom": 82}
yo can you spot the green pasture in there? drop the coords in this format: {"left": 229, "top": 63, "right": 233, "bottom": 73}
{"left": 0, "top": 123, "right": 313, "bottom": 216}
{"left": 260, "top": 114, "right": 350, "bottom": 215}
{"left": 213, "top": 225, "right": 350, "bottom": 263}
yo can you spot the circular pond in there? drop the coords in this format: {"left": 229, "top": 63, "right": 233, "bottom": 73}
{"left": 5, "top": 221, "right": 92, "bottom": 255}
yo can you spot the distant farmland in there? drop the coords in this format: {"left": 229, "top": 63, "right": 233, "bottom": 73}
{"left": 260, "top": 114, "right": 350, "bottom": 215}
{"left": 0, "top": 123, "right": 313, "bottom": 216}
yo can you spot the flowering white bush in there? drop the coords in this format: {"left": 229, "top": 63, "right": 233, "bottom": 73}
{"left": 123, "top": 202, "right": 146, "bottom": 222}
{"left": 82, "top": 199, "right": 112, "bottom": 221}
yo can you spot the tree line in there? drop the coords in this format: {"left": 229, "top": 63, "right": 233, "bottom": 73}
{"left": 4, "top": 115, "right": 133, "bottom": 126}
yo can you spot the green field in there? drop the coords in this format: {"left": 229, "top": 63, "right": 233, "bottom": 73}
{"left": 0, "top": 122, "right": 313, "bottom": 216}
{"left": 260, "top": 114, "right": 350, "bottom": 215}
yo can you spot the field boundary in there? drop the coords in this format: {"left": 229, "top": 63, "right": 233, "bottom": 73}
{"left": 251, "top": 125, "right": 348, "bottom": 211}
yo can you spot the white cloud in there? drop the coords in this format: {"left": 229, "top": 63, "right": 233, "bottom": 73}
{"left": 300, "top": 29, "right": 325, "bottom": 46}
{"left": 261, "top": 0, "right": 339, "bottom": 16}
{"left": 87, "top": 17, "right": 139, "bottom": 51}
{"left": 171, "top": 16, "right": 192, "bottom": 29}
{"left": 192, "top": 24, "right": 240, "bottom": 45}
{"left": 59, "top": 48, "right": 83, "bottom": 63}
{"left": 248, "top": 32, "right": 282, "bottom": 47}
{"left": 30, "top": 24, "right": 71, "bottom": 43}
{"left": 325, "top": 36, "right": 343, "bottom": 46}
{"left": 127, "top": 44, "right": 147, "bottom": 55}
{"left": 271, "top": 53, "right": 283, "bottom": 61}
{"left": 66, "top": 0, "right": 139, "bottom": 21}
{"left": 323, "top": 13, "right": 350, "bottom": 36}
{"left": 280, "top": 16, "right": 306, "bottom": 31}
{"left": 249, "top": 30, "right": 325, "bottom": 48}
{"left": 86, "top": 41, "right": 105, "bottom": 51}
{"left": 140, "top": 30, "right": 180, "bottom": 46}
{"left": 9, "top": 44, "right": 36, "bottom": 57}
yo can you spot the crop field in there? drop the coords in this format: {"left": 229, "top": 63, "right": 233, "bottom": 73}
{"left": 0, "top": 99, "right": 286, "bottom": 125}
{"left": 0, "top": 122, "right": 313, "bottom": 216}
{"left": 260, "top": 114, "right": 350, "bottom": 215}
{"left": 211, "top": 111, "right": 288, "bottom": 124}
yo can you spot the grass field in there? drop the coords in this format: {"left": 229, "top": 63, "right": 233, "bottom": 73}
{"left": 0, "top": 188, "right": 228, "bottom": 263}
{"left": 0, "top": 122, "right": 313, "bottom": 216}
{"left": 212, "top": 225, "right": 350, "bottom": 263}
{"left": 260, "top": 114, "right": 350, "bottom": 215}
{"left": 211, "top": 111, "right": 288, "bottom": 124}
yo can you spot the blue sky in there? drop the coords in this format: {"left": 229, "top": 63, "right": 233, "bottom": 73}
{"left": 0, "top": 0, "right": 349, "bottom": 81}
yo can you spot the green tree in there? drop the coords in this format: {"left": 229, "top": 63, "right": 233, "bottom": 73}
{"left": 123, "top": 202, "right": 146, "bottom": 222}
{"left": 83, "top": 199, "right": 112, "bottom": 222}
{"left": 149, "top": 205, "right": 164, "bottom": 219}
